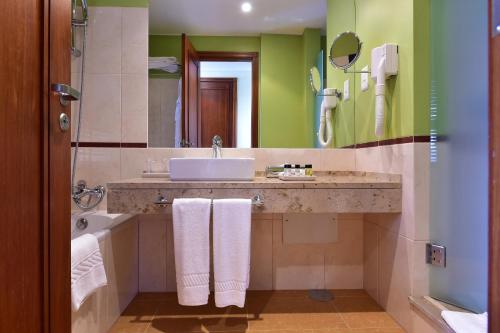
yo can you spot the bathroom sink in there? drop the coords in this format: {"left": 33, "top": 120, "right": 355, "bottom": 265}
{"left": 169, "top": 158, "right": 255, "bottom": 181}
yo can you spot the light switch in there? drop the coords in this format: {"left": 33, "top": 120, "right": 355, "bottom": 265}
{"left": 343, "top": 79, "right": 350, "bottom": 101}
{"left": 361, "top": 65, "right": 369, "bottom": 92}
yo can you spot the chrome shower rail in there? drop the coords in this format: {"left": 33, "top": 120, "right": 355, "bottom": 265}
{"left": 154, "top": 195, "right": 265, "bottom": 208}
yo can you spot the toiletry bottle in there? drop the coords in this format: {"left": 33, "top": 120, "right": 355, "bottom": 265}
{"left": 298, "top": 165, "right": 305, "bottom": 176}
{"left": 305, "top": 164, "right": 313, "bottom": 176}
{"left": 294, "top": 164, "right": 301, "bottom": 176}
{"left": 284, "top": 164, "right": 292, "bottom": 177}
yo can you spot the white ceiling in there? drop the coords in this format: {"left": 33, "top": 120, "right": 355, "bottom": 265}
{"left": 149, "top": 0, "right": 327, "bottom": 36}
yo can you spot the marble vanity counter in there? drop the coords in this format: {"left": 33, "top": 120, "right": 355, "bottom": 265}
{"left": 107, "top": 172, "right": 402, "bottom": 214}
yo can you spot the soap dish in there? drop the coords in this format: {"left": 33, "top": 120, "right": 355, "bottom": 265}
{"left": 279, "top": 175, "right": 316, "bottom": 181}
{"left": 142, "top": 171, "right": 170, "bottom": 178}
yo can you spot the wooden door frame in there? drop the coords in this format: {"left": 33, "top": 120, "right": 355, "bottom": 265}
{"left": 489, "top": 0, "right": 500, "bottom": 331}
{"left": 197, "top": 51, "right": 259, "bottom": 148}
{"left": 200, "top": 77, "right": 238, "bottom": 147}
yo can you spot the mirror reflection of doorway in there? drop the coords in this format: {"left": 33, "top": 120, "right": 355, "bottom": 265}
{"left": 182, "top": 35, "right": 259, "bottom": 148}
{"left": 199, "top": 77, "right": 238, "bottom": 147}
{"left": 200, "top": 61, "right": 254, "bottom": 148}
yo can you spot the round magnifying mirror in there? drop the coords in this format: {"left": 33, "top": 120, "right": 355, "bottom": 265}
{"left": 310, "top": 66, "right": 322, "bottom": 95}
{"left": 329, "top": 31, "right": 362, "bottom": 70}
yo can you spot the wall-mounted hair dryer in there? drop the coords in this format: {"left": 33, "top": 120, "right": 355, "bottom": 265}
{"left": 371, "top": 44, "right": 398, "bottom": 137}
{"left": 318, "top": 88, "right": 340, "bottom": 148}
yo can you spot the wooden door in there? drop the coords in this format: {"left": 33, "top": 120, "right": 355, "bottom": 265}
{"left": 489, "top": 0, "right": 500, "bottom": 330}
{"left": 48, "top": 0, "right": 72, "bottom": 331}
{"left": 199, "top": 78, "right": 237, "bottom": 147}
{"left": 182, "top": 34, "right": 200, "bottom": 147}
{"left": 0, "top": 0, "right": 71, "bottom": 331}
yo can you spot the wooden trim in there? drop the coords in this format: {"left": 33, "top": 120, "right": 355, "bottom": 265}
{"left": 489, "top": 0, "right": 500, "bottom": 330}
{"left": 341, "top": 136, "right": 431, "bottom": 149}
{"left": 42, "top": 0, "right": 50, "bottom": 331}
{"left": 198, "top": 51, "right": 260, "bottom": 148}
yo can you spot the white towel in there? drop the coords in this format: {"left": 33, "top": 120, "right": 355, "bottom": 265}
{"left": 172, "top": 198, "right": 211, "bottom": 306}
{"left": 442, "top": 311, "right": 488, "bottom": 333}
{"left": 213, "top": 199, "right": 252, "bottom": 308}
{"left": 71, "top": 234, "right": 107, "bottom": 312}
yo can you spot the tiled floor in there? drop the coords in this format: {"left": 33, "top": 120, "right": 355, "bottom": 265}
{"left": 109, "top": 290, "right": 404, "bottom": 333}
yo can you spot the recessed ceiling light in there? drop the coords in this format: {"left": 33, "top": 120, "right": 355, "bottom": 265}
{"left": 241, "top": 2, "right": 252, "bottom": 13}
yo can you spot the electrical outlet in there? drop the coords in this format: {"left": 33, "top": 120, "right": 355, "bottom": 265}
{"left": 343, "top": 79, "right": 350, "bottom": 101}
{"left": 361, "top": 65, "right": 369, "bottom": 92}
{"left": 426, "top": 243, "right": 446, "bottom": 267}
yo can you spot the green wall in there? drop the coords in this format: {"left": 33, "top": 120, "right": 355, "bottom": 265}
{"left": 149, "top": 33, "right": 321, "bottom": 148}
{"left": 327, "top": 0, "right": 356, "bottom": 148}
{"left": 327, "top": 0, "right": 430, "bottom": 146}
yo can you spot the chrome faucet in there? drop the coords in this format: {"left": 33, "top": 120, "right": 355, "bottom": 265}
{"left": 212, "top": 135, "right": 223, "bottom": 158}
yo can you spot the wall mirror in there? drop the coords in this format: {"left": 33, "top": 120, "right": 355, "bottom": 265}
{"left": 329, "top": 31, "right": 362, "bottom": 71}
{"left": 147, "top": 0, "right": 355, "bottom": 149}
{"left": 310, "top": 66, "right": 322, "bottom": 95}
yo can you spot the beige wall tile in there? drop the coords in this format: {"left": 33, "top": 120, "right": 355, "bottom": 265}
{"left": 378, "top": 229, "right": 413, "bottom": 331}
{"left": 413, "top": 143, "right": 430, "bottom": 241}
{"left": 86, "top": 7, "right": 122, "bottom": 74}
{"left": 122, "top": 74, "right": 148, "bottom": 143}
{"left": 319, "top": 149, "right": 356, "bottom": 171}
{"left": 363, "top": 221, "right": 379, "bottom": 302}
{"left": 80, "top": 74, "right": 122, "bottom": 142}
{"left": 358, "top": 144, "right": 426, "bottom": 241}
{"left": 74, "top": 147, "right": 121, "bottom": 210}
{"left": 254, "top": 149, "right": 322, "bottom": 171}
{"left": 412, "top": 241, "right": 430, "bottom": 297}
{"left": 121, "top": 8, "right": 148, "bottom": 74}
{"left": 139, "top": 215, "right": 168, "bottom": 292}
{"left": 249, "top": 219, "right": 273, "bottom": 290}
{"left": 109, "top": 218, "right": 139, "bottom": 314}
{"left": 272, "top": 219, "right": 325, "bottom": 290}
{"left": 165, "top": 217, "right": 177, "bottom": 292}
{"left": 325, "top": 218, "right": 364, "bottom": 289}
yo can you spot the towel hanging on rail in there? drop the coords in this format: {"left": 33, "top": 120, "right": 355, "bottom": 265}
{"left": 149, "top": 57, "right": 181, "bottom": 73}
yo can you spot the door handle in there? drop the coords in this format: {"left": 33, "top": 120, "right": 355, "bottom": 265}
{"left": 51, "top": 83, "right": 81, "bottom": 106}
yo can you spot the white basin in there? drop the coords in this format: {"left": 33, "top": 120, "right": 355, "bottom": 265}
{"left": 169, "top": 158, "right": 255, "bottom": 181}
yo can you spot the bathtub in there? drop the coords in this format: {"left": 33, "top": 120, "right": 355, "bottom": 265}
{"left": 71, "top": 211, "right": 138, "bottom": 333}
{"left": 71, "top": 210, "right": 133, "bottom": 240}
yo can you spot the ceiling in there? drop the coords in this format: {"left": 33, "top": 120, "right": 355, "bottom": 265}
{"left": 149, "top": 0, "right": 327, "bottom": 36}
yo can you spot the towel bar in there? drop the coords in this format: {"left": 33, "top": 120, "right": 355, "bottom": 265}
{"left": 154, "top": 195, "right": 265, "bottom": 208}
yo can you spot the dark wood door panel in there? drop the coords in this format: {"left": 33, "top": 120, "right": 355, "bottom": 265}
{"left": 200, "top": 78, "right": 237, "bottom": 148}
{"left": 182, "top": 34, "right": 200, "bottom": 147}
{"left": 0, "top": 0, "right": 45, "bottom": 331}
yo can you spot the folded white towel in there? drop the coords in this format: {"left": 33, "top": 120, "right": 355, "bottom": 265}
{"left": 213, "top": 199, "right": 252, "bottom": 308}
{"left": 71, "top": 234, "right": 107, "bottom": 312}
{"left": 442, "top": 311, "right": 488, "bottom": 333}
{"left": 172, "top": 198, "right": 212, "bottom": 306}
